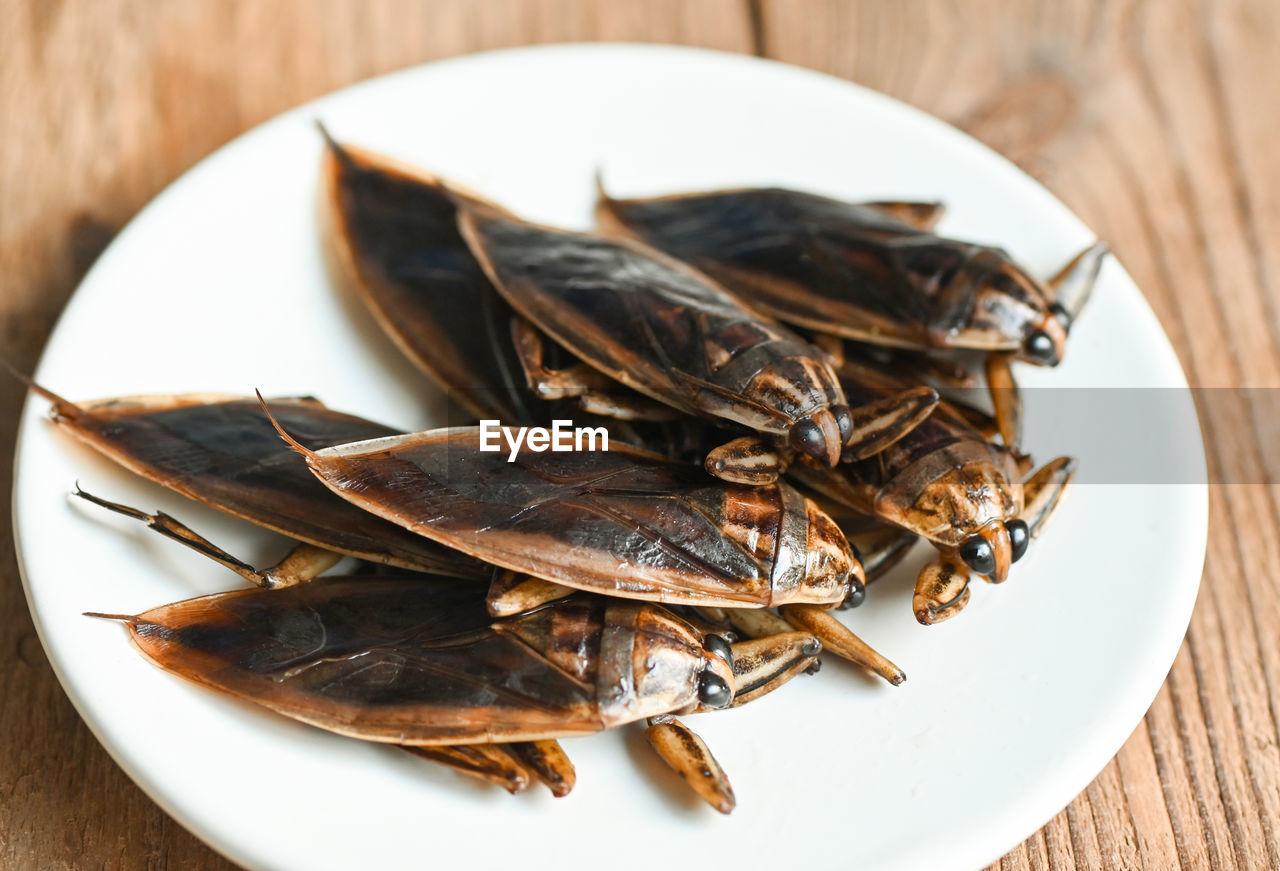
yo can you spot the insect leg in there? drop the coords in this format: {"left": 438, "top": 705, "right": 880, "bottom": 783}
{"left": 690, "top": 606, "right": 730, "bottom": 626}
{"left": 704, "top": 436, "right": 784, "bottom": 485}
{"left": 841, "top": 386, "right": 940, "bottom": 460}
{"left": 509, "top": 315, "right": 613, "bottom": 399}
{"left": 723, "top": 607, "right": 793, "bottom": 639}
{"left": 576, "top": 390, "right": 681, "bottom": 421}
{"left": 779, "top": 604, "right": 906, "bottom": 685}
{"left": 669, "top": 606, "right": 734, "bottom": 637}
{"left": 984, "top": 352, "right": 1022, "bottom": 450}
{"left": 486, "top": 569, "right": 576, "bottom": 617}
{"left": 1021, "top": 456, "right": 1077, "bottom": 538}
{"left": 859, "top": 200, "right": 947, "bottom": 231}
{"left": 508, "top": 740, "right": 576, "bottom": 797}
{"left": 72, "top": 487, "right": 281, "bottom": 588}
{"left": 261, "top": 543, "right": 343, "bottom": 587}
{"left": 510, "top": 315, "right": 676, "bottom": 421}
{"left": 728, "top": 630, "right": 822, "bottom": 705}
{"left": 645, "top": 715, "right": 736, "bottom": 814}
{"left": 401, "top": 744, "right": 531, "bottom": 794}
{"left": 912, "top": 554, "right": 972, "bottom": 625}
{"left": 1047, "top": 241, "right": 1109, "bottom": 331}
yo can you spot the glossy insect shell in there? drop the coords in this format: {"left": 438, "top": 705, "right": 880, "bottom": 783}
{"left": 278, "top": 424, "right": 860, "bottom": 609}
{"left": 322, "top": 140, "right": 547, "bottom": 425}
{"left": 118, "top": 577, "right": 734, "bottom": 744}
{"left": 457, "top": 208, "right": 850, "bottom": 465}
{"left": 43, "top": 392, "right": 484, "bottom": 578}
{"left": 870, "top": 437, "right": 1022, "bottom": 547}
{"left": 597, "top": 185, "right": 1066, "bottom": 365}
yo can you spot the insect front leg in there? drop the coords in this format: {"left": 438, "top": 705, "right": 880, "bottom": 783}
{"left": 704, "top": 436, "right": 786, "bottom": 485}
{"left": 510, "top": 315, "right": 678, "bottom": 421}
{"left": 262, "top": 543, "right": 345, "bottom": 586}
{"left": 912, "top": 553, "right": 972, "bottom": 625}
{"left": 840, "top": 386, "right": 940, "bottom": 461}
{"left": 644, "top": 715, "right": 736, "bottom": 814}
{"left": 727, "top": 629, "right": 822, "bottom": 704}
{"left": 576, "top": 391, "right": 681, "bottom": 421}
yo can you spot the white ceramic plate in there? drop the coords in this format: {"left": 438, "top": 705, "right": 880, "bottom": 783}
{"left": 14, "top": 45, "right": 1206, "bottom": 871}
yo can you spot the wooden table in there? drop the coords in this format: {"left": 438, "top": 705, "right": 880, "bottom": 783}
{"left": 2, "top": 2, "right": 1276, "bottom": 868}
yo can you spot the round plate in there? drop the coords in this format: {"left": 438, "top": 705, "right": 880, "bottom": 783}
{"left": 13, "top": 44, "right": 1206, "bottom": 871}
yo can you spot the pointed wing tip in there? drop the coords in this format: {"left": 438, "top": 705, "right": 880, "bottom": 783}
{"left": 255, "top": 391, "right": 316, "bottom": 461}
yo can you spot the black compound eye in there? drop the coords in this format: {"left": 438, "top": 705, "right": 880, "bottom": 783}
{"left": 831, "top": 405, "right": 855, "bottom": 445}
{"left": 1007, "top": 519, "right": 1030, "bottom": 563}
{"left": 703, "top": 634, "right": 734, "bottom": 670}
{"left": 959, "top": 536, "right": 996, "bottom": 576}
{"left": 1024, "top": 329, "right": 1058, "bottom": 365}
{"left": 789, "top": 417, "right": 826, "bottom": 458}
{"left": 838, "top": 577, "right": 866, "bottom": 610}
{"left": 697, "top": 672, "right": 732, "bottom": 709}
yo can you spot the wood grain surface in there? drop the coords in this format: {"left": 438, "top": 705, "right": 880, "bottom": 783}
{"left": 2, "top": 1, "right": 1276, "bottom": 868}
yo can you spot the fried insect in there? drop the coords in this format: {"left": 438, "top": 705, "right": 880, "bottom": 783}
{"left": 91, "top": 578, "right": 739, "bottom": 742}
{"left": 792, "top": 364, "right": 1074, "bottom": 624}
{"left": 90, "top": 569, "right": 817, "bottom": 812}
{"left": 266, "top": 418, "right": 862, "bottom": 610}
{"left": 596, "top": 182, "right": 1107, "bottom": 448}
{"left": 24, "top": 380, "right": 483, "bottom": 578}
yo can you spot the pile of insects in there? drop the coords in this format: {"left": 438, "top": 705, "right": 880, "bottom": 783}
{"left": 27, "top": 129, "right": 1106, "bottom": 813}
